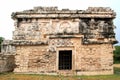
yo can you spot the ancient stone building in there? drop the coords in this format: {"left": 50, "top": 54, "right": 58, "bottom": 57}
{"left": 5, "top": 6, "right": 117, "bottom": 75}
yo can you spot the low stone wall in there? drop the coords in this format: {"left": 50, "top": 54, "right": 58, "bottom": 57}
{"left": 0, "top": 54, "right": 15, "bottom": 72}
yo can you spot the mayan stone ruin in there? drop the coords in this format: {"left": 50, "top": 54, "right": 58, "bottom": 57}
{"left": 0, "top": 6, "right": 118, "bottom": 75}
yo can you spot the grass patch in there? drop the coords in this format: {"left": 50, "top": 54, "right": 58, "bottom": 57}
{"left": 114, "top": 67, "right": 120, "bottom": 74}
{"left": 0, "top": 67, "right": 120, "bottom": 80}
{"left": 0, "top": 73, "right": 77, "bottom": 80}
{"left": 77, "top": 75, "right": 120, "bottom": 80}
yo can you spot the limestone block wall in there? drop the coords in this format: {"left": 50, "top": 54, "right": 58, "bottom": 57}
{"left": 0, "top": 40, "right": 16, "bottom": 73}
{"left": 0, "top": 54, "right": 15, "bottom": 72}
{"left": 47, "top": 37, "right": 114, "bottom": 75}
{"left": 13, "top": 37, "right": 114, "bottom": 75}
{"left": 75, "top": 43, "right": 114, "bottom": 75}
{"left": 14, "top": 45, "right": 56, "bottom": 74}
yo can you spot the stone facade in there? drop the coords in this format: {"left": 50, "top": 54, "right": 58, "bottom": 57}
{"left": 1, "top": 6, "right": 117, "bottom": 75}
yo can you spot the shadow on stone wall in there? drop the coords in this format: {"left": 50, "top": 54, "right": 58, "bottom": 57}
{"left": 0, "top": 54, "right": 16, "bottom": 73}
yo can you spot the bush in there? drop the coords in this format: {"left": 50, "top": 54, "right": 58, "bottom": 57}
{"left": 0, "top": 37, "right": 4, "bottom": 52}
{"left": 114, "top": 46, "right": 120, "bottom": 64}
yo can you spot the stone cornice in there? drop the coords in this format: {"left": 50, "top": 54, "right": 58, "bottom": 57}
{"left": 2, "top": 40, "right": 48, "bottom": 46}
{"left": 11, "top": 7, "right": 116, "bottom": 19}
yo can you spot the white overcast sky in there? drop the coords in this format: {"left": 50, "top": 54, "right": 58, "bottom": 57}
{"left": 0, "top": 0, "right": 120, "bottom": 44}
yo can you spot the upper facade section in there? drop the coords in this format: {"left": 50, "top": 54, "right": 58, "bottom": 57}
{"left": 11, "top": 6, "right": 117, "bottom": 44}
{"left": 12, "top": 6, "right": 116, "bottom": 19}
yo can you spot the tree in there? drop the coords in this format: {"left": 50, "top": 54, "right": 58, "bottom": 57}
{"left": 0, "top": 37, "right": 4, "bottom": 52}
{"left": 114, "top": 46, "right": 120, "bottom": 64}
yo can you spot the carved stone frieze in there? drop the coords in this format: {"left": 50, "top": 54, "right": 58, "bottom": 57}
{"left": 86, "top": 7, "right": 114, "bottom": 12}
{"left": 49, "top": 38, "right": 73, "bottom": 52}
{"left": 78, "top": 18, "right": 117, "bottom": 44}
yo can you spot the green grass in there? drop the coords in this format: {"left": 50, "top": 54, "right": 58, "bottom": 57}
{"left": 0, "top": 67, "right": 120, "bottom": 80}
{"left": 0, "top": 73, "right": 77, "bottom": 80}
{"left": 77, "top": 75, "right": 120, "bottom": 80}
{"left": 114, "top": 67, "right": 120, "bottom": 74}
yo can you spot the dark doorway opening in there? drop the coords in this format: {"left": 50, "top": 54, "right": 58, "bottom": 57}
{"left": 59, "top": 50, "right": 72, "bottom": 70}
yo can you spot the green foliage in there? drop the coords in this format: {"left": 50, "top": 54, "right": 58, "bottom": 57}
{"left": 114, "top": 67, "right": 120, "bottom": 74}
{"left": 0, "top": 37, "right": 4, "bottom": 52}
{"left": 114, "top": 46, "right": 120, "bottom": 64}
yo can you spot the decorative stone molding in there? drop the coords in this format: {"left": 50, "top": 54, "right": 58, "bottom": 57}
{"left": 11, "top": 7, "right": 116, "bottom": 19}
{"left": 1, "top": 40, "right": 48, "bottom": 46}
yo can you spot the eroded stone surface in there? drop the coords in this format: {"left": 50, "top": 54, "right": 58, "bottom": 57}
{"left": 0, "top": 6, "right": 117, "bottom": 75}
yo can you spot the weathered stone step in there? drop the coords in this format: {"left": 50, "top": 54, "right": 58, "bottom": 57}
{"left": 58, "top": 70, "right": 75, "bottom": 76}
